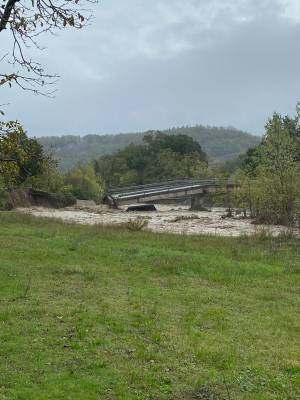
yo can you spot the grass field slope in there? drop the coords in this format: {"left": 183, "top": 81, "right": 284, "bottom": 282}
{"left": 38, "top": 125, "right": 260, "bottom": 171}
{"left": 0, "top": 213, "right": 299, "bottom": 399}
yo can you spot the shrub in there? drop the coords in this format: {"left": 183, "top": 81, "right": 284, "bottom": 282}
{"left": 125, "top": 217, "right": 149, "bottom": 232}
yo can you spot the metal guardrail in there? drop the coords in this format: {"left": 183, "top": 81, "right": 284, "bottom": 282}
{"left": 109, "top": 178, "right": 220, "bottom": 194}
{"left": 107, "top": 178, "right": 232, "bottom": 202}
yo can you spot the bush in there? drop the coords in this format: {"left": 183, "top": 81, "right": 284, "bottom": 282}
{"left": 125, "top": 217, "right": 149, "bottom": 231}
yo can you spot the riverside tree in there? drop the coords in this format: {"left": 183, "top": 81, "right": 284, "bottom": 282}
{"left": 0, "top": 120, "right": 47, "bottom": 187}
{"left": 235, "top": 110, "right": 300, "bottom": 226}
{"left": 65, "top": 163, "right": 104, "bottom": 201}
{"left": 0, "top": 120, "right": 102, "bottom": 204}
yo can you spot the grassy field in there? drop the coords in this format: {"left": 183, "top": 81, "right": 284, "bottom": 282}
{"left": 0, "top": 212, "right": 300, "bottom": 400}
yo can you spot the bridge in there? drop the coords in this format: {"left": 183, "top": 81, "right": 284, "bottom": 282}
{"left": 103, "top": 178, "right": 235, "bottom": 210}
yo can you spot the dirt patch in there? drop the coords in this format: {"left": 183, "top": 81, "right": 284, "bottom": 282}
{"left": 184, "top": 383, "right": 229, "bottom": 400}
{"left": 17, "top": 204, "right": 299, "bottom": 237}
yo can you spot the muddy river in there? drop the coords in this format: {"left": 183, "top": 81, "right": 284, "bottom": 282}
{"left": 17, "top": 204, "right": 297, "bottom": 237}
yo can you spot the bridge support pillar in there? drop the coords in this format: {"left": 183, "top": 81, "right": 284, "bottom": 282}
{"left": 103, "top": 195, "right": 119, "bottom": 209}
{"left": 190, "top": 195, "right": 208, "bottom": 211}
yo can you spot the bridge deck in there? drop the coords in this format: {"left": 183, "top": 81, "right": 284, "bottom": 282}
{"left": 104, "top": 179, "right": 233, "bottom": 206}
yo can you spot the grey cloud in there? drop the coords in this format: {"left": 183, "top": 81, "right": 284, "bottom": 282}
{"left": 2, "top": 0, "right": 300, "bottom": 136}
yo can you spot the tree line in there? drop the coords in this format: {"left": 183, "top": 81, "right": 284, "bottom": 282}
{"left": 38, "top": 125, "right": 260, "bottom": 171}
{"left": 1, "top": 107, "right": 300, "bottom": 228}
{"left": 0, "top": 127, "right": 211, "bottom": 207}
{"left": 93, "top": 131, "right": 208, "bottom": 187}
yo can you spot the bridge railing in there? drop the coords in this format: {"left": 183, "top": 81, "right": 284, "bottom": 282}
{"left": 109, "top": 178, "right": 223, "bottom": 195}
{"left": 108, "top": 179, "right": 199, "bottom": 194}
{"left": 108, "top": 178, "right": 233, "bottom": 200}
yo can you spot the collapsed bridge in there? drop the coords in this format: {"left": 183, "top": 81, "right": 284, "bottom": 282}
{"left": 103, "top": 179, "right": 235, "bottom": 210}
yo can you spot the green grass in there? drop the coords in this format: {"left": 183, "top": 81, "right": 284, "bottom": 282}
{"left": 0, "top": 212, "right": 300, "bottom": 399}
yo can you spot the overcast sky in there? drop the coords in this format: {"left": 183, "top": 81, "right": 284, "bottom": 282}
{"left": 2, "top": 0, "right": 300, "bottom": 137}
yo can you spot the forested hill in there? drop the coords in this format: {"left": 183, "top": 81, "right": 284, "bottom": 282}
{"left": 38, "top": 125, "right": 260, "bottom": 171}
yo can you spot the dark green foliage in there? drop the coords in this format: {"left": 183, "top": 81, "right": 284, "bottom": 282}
{"left": 242, "top": 146, "right": 263, "bottom": 176}
{"left": 0, "top": 121, "right": 47, "bottom": 187}
{"left": 93, "top": 132, "right": 209, "bottom": 187}
{"left": 144, "top": 131, "right": 207, "bottom": 159}
{"left": 38, "top": 126, "right": 260, "bottom": 171}
{"left": 18, "top": 138, "right": 45, "bottom": 184}
{"left": 93, "top": 154, "right": 128, "bottom": 188}
{"left": 0, "top": 120, "right": 108, "bottom": 204}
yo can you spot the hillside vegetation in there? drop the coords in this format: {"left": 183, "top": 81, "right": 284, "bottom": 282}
{"left": 0, "top": 213, "right": 299, "bottom": 399}
{"left": 93, "top": 132, "right": 208, "bottom": 187}
{"left": 2, "top": 109, "right": 300, "bottom": 228}
{"left": 38, "top": 126, "right": 260, "bottom": 171}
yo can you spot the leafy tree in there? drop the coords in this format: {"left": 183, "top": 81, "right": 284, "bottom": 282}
{"left": 0, "top": 120, "right": 76, "bottom": 208}
{"left": 253, "top": 115, "right": 300, "bottom": 224}
{"left": 243, "top": 109, "right": 300, "bottom": 173}
{"left": 144, "top": 131, "right": 207, "bottom": 160}
{"left": 237, "top": 111, "right": 300, "bottom": 225}
{"left": 242, "top": 146, "right": 263, "bottom": 177}
{"left": 93, "top": 155, "right": 129, "bottom": 188}
{"left": 94, "top": 132, "right": 209, "bottom": 187}
{"left": 0, "top": 120, "right": 47, "bottom": 187}
{"left": 180, "top": 153, "right": 210, "bottom": 178}
{"left": 30, "top": 163, "right": 71, "bottom": 194}
{"left": 116, "top": 144, "right": 150, "bottom": 184}
{"left": 65, "top": 163, "right": 104, "bottom": 201}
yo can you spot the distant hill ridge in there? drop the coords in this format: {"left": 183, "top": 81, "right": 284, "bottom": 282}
{"left": 38, "top": 125, "right": 260, "bottom": 171}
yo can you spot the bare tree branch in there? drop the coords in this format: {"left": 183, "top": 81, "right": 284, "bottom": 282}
{"left": 0, "top": 0, "right": 97, "bottom": 93}
{"left": 0, "top": 0, "right": 20, "bottom": 32}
